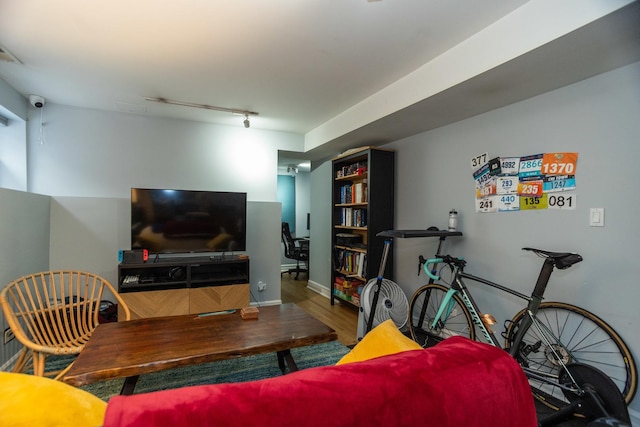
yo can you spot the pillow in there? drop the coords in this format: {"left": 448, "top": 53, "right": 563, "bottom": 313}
{"left": 336, "top": 318, "right": 422, "bottom": 365}
{"left": 0, "top": 372, "right": 107, "bottom": 427}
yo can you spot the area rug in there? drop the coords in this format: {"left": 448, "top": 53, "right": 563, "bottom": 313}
{"left": 46, "top": 340, "right": 350, "bottom": 401}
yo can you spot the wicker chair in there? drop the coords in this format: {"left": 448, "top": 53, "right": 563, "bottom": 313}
{"left": 0, "top": 271, "right": 130, "bottom": 380}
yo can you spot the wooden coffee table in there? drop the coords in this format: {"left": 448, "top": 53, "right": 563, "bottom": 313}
{"left": 63, "top": 303, "right": 337, "bottom": 394}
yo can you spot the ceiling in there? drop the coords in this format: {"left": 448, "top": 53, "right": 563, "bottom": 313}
{"left": 1, "top": 1, "right": 639, "bottom": 168}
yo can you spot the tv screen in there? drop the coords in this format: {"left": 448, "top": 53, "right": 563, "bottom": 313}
{"left": 131, "top": 188, "right": 247, "bottom": 254}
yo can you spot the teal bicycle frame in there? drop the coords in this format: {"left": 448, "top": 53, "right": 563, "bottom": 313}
{"left": 424, "top": 257, "right": 535, "bottom": 349}
{"left": 422, "top": 256, "right": 584, "bottom": 388}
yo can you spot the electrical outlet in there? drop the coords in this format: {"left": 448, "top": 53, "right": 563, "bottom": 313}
{"left": 3, "top": 327, "right": 15, "bottom": 344}
{"left": 257, "top": 281, "right": 267, "bottom": 292}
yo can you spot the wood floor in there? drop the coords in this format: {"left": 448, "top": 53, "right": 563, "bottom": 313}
{"left": 280, "top": 273, "right": 358, "bottom": 346}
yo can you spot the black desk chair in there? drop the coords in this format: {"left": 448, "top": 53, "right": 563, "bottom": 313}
{"left": 281, "top": 222, "right": 309, "bottom": 280}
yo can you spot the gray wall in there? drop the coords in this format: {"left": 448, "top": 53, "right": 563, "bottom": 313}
{"left": 0, "top": 102, "right": 303, "bottom": 367}
{"left": 28, "top": 105, "right": 300, "bottom": 308}
{"left": 307, "top": 161, "right": 332, "bottom": 296}
{"left": 387, "top": 62, "right": 639, "bottom": 342}
{"left": 311, "top": 61, "right": 640, "bottom": 416}
{"left": 0, "top": 188, "right": 50, "bottom": 365}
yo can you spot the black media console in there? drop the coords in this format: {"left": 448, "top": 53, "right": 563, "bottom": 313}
{"left": 118, "top": 255, "right": 250, "bottom": 293}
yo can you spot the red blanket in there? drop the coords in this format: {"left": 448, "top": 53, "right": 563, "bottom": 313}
{"left": 104, "top": 337, "right": 537, "bottom": 427}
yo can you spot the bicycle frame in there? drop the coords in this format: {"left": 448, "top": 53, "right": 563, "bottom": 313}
{"left": 427, "top": 263, "right": 584, "bottom": 396}
{"left": 433, "top": 270, "right": 529, "bottom": 347}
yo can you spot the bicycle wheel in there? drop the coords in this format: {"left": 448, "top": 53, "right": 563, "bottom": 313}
{"left": 408, "top": 283, "right": 475, "bottom": 347}
{"left": 505, "top": 302, "right": 637, "bottom": 409}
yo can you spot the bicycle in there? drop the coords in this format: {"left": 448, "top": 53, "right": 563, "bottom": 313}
{"left": 408, "top": 248, "right": 637, "bottom": 426}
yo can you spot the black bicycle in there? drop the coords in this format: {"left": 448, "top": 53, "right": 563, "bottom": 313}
{"left": 408, "top": 248, "right": 637, "bottom": 426}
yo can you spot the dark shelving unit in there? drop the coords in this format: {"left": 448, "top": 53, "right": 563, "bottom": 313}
{"left": 331, "top": 147, "right": 395, "bottom": 307}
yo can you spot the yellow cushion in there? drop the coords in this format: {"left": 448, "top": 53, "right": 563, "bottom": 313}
{"left": 0, "top": 372, "right": 106, "bottom": 427}
{"left": 336, "top": 319, "right": 423, "bottom": 365}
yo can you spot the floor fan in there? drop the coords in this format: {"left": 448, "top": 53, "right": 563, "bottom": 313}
{"left": 356, "top": 239, "right": 408, "bottom": 341}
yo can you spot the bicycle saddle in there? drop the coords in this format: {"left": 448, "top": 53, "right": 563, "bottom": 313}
{"left": 522, "top": 247, "right": 583, "bottom": 269}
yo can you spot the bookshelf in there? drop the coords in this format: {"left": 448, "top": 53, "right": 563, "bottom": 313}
{"left": 331, "top": 147, "right": 395, "bottom": 307}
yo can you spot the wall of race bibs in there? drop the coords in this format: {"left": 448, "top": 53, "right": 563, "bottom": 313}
{"left": 472, "top": 152, "right": 578, "bottom": 213}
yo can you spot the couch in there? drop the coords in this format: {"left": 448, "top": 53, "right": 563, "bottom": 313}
{"left": 103, "top": 335, "right": 537, "bottom": 427}
{"left": 1, "top": 321, "right": 537, "bottom": 427}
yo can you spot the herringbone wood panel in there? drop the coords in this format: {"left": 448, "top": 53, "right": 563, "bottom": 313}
{"left": 120, "top": 289, "right": 189, "bottom": 320}
{"left": 190, "top": 284, "right": 249, "bottom": 314}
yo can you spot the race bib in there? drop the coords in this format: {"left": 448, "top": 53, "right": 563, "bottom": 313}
{"left": 543, "top": 175, "right": 576, "bottom": 192}
{"left": 496, "top": 194, "right": 519, "bottom": 211}
{"left": 547, "top": 193, "right": 577, "bottom": 210}
{"left": 499, "top": 157, "right": 519, "bottom": 175}
{"left": 519, "top": 154, "right": 543, "bottom": 179}
{"left": 518, "top": 179, "right": 543, "bottom": 197}
{"left": 541, "top": 153, "right": 578, "bottom": 175}
{"left": 476, "top": 196, "right": 498, "bottom": 213}
{"left": 520, "top": 194, "right": 548, "bottom": 210}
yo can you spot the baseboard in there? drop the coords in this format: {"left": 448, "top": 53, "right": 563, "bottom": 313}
{"left": 280, "top": 263, "right": 305, "bottom": 272}
{"left": 306, "top": 280, "right": 330, "bottom": 298}
{"left": 250, "top": 299, "right": 282, "bottom": 307}
{"left": 280, "top": 263, "right": 297, "bottom": 271}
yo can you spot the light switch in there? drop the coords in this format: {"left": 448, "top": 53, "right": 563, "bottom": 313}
{"left": 589, "top": 208, "right": 604, "bottom": 227}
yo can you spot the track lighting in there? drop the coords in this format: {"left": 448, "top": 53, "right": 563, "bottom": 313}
{"left": 145, "top": 97, "right": 258, "bottom": 129}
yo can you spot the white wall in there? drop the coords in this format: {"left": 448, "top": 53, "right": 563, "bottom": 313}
{"left": 384, "top": 61, "right": 640, "bottom": 415}
{"left": 0, "top": 115, "right": 26, "bottom": 191}
{"left": 28, "top": 105, "right": 302, "bottom": 199}
{"left": 25, "top": 104, "right": 304, "bottom": 307}
{"left": 0, "top": 78, "right": 27, "bottom": 121}
{"left": 0, "top": 78, "right": 27, "bottom": 191}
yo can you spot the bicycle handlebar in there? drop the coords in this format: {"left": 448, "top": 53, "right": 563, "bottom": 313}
{"left": 424, "top": 258, "right": 444, "bottom": 280}
{"left": 420, "top": 254, "right": 466, "bottom": 281}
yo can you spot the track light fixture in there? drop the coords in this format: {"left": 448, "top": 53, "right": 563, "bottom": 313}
{"left": 145, "top": 97, "right": 258, "bottom": 128}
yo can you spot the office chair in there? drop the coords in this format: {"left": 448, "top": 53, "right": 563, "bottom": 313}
{"left": 281, "top": 222, "right": 309, "bottom": 280}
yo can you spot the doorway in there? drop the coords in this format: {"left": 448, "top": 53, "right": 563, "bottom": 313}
{"left": 277, "top": 154, "right": 311, "bottom": 283}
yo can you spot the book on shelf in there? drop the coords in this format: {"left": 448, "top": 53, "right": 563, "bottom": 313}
{"left": 356, "top": 253, "right": 366, "bottom": 278}
{"left": 340, "top": 207, "right": 366, "bottom": 227}
{"left": 353, "top": 182, "right": 367, "bottom": 203}
{"left": 335, "top": 248, "right": 367, "bottom": 278}
{"left": 338, "top": 182, "right": 367, "bottom": 204}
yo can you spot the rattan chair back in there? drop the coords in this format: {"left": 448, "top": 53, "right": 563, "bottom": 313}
{"left": 0, "top": 270, "right": 130, "bottom": 380}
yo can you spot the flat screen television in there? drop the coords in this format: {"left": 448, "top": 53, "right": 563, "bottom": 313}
{"left": 131, "top": 188, "right": 247, "bottom": 254}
